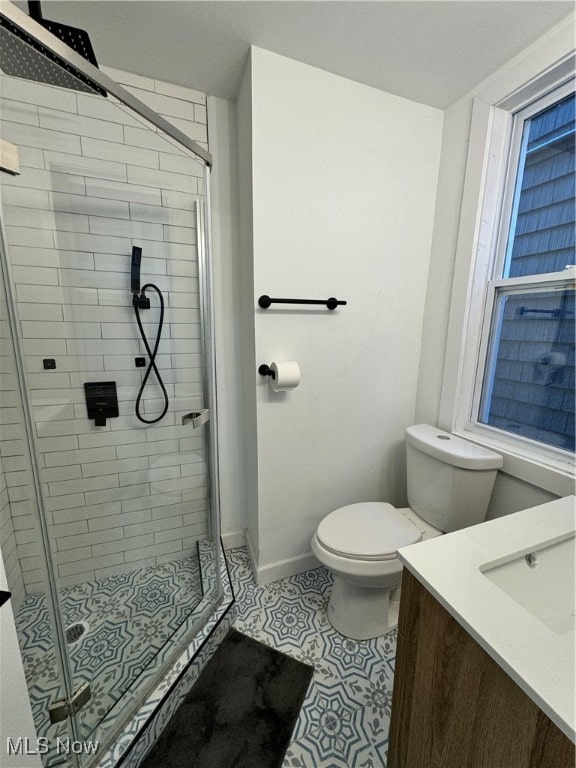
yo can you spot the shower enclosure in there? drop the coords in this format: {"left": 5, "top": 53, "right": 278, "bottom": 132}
{"left": 0, "top": 4, "right": 223, "bottom": 766}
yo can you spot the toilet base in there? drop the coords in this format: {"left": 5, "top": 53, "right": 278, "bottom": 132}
{"left": 327, "top": 575, "right": 400, "bottom": 640}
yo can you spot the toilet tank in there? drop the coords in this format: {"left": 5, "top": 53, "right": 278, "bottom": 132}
{"left": 405, "top": 424, "right": 503, "bottom": 532}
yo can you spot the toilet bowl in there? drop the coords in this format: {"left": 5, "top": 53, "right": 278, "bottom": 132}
{"left": 312, "top": 424, "right": 503, "bottom": 640}
{"left": 312, "top": 502, "right": 441, "bottom": 639}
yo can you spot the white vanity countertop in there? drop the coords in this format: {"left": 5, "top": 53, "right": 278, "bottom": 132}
{"left": 397, "top": 495, "right": 576, "bottom": 743}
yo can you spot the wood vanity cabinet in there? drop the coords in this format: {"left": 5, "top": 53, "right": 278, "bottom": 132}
{"left": 388, "top": 568, "right": 575, "bottom": 768}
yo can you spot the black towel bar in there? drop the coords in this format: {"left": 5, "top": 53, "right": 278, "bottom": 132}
{"left": 258, "top": 295, "right": 346, "bottom": 310}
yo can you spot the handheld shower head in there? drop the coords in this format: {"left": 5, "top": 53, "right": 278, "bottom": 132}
{"left": 131, "top": 246, "right": 143, "bottom": 295}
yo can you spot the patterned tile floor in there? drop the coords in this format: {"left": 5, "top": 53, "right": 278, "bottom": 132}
{"left": 15, "top": 554, "right": 203, "bottom": 766}
{"left": 226, "top": 547, "right": 396, "bottom": 768}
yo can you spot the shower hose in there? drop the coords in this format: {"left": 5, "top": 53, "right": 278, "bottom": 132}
{"left": 133, "top": 283, "right": 169, "bottom": 424}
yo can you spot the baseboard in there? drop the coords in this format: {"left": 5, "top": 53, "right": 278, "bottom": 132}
{"left": 254, "top": 550, "right": 320, "bottom": 586}
{"left": 244, "top": 531, "right": 320, "bottom": 586}
{"left": 221, "top": 530, "right": 246, "bottom": 550}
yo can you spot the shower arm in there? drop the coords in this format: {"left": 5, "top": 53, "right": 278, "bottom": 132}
{"left": 0, "top": 1, "right": 212, "bottom": 168}
{"left": 27, "top": 1, "right": 43, "bottom": 21}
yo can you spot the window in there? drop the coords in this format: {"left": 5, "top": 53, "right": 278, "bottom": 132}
{"left": 474, "top": 88, "right": 575, "bottom": 458}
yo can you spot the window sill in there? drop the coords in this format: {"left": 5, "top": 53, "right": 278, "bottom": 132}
{"left": 453, "top": 428, "right": 575, "bottom": 498}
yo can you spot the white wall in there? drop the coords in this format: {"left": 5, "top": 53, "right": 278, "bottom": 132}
{"left": 0, "top": 553, "right": 41, "bottom": 768}
{"left": 240, "top": 47, "right": 443, "bottom": 579}
{"left": 0, "top": 454, "right": 27, "bottom": 609}
{"left": 415, "top": 16, "right": 575, "bottom": 517}
{"left": 207, "top": 94, "right": 249, "bottom": 545}
{"left": 236, "top": 58, "right": 260, "bottom": 557}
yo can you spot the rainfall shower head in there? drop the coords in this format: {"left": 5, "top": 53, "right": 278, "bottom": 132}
{"left": 0, "top": 1, "right": 106, "bottom": 96}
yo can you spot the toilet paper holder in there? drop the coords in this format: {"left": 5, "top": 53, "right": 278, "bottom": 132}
{"left": 259, "top": 361, "right": 301, "bottom": 391}
{"left": 258, "top": 364, "right": 275, "bottom": 379}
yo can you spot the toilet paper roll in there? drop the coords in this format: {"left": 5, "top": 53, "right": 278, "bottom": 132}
{"left": 270, "top": 361, "right": 300, "bottom": 391}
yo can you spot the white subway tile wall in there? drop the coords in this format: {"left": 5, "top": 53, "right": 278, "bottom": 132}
{"left": 0, "top": 294, "right": 46, "bottom": 604}
{"left": 0, "top": 68, "right": 210, "bottom": 591}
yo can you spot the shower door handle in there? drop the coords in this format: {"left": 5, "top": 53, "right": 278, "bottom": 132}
{"left": 182, "top": 409, "right": 210, "bottom": 428}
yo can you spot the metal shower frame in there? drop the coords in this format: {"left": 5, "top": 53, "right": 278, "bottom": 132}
{"left": 0, "top": 0, "right": 212, "bottom": 167}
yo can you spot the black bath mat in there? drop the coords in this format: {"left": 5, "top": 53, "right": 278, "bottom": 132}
{"left": 141, "top": 628, "right": 314, "bottom": 768}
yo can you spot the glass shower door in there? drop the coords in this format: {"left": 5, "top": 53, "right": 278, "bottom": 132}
{"left": 1, "top": 231, "right": 81, "bottom": 768}
{"left": 0, "top": 64, "right": 220, "bottom": 766}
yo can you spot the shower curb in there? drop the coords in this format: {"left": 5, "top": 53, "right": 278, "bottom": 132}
{"left": 95, "top": 544, "right": 234, "bottom": 768}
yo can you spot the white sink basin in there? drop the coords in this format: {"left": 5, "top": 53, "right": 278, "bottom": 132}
{"left": 481, "top": 532, "right": 575, "bottom": 635}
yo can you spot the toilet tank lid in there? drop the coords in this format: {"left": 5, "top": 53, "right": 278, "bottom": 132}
{"left": 406, "top": 424, "right": 503, "bottom": 470}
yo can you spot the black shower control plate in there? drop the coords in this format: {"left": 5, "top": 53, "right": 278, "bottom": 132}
{"left": 43, "top": 358, "right": 56, "bottom": 369}
{"left": 135, "top": 357, "right": 146, "bottom": 367}
{"left": 84, "top": 382, "right": 119, "bottom": 427}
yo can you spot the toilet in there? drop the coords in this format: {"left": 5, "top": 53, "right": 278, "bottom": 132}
{"left": 312, "top": 424, "right": 503, "bottom": 640}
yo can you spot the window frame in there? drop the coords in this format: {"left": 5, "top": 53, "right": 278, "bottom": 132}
{"left": 472, "top": 270, "right": 575, "bottom": 460}
{"left": 472, "top": 84, "right": 575, "bottom": 460}
{"left": 493, "top": 83, "right": 575, "bottom": 282}
{"left": 439, "top": 55, "right": 576, "bottom": 496}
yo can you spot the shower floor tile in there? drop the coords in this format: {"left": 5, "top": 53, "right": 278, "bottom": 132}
{"left": 226, "top": 547, "right": 394, "bottom": 768}
{"left": 15, "top": 554, "right": 203, "bottom": 766}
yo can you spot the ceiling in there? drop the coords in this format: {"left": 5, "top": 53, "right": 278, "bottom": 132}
{"left": 27, "top": 1, "right": 576, "bottom": 108}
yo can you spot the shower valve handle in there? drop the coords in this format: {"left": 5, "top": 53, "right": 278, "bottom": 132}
{"left": 93, "top": 402, "right": 108, "bottom": 427}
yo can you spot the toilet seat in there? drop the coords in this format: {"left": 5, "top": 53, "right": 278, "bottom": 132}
{"left": 316, "top": 502, "right": 422, "bottom": 561}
